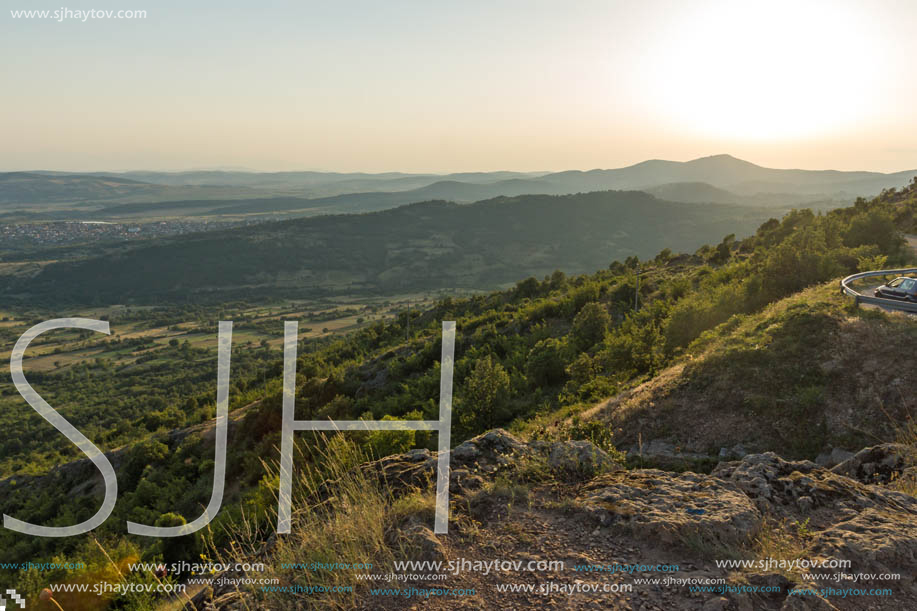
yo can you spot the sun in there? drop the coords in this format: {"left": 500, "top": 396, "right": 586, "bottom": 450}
{"left": 644, "top": 0, "right": 887, "bottom": 141}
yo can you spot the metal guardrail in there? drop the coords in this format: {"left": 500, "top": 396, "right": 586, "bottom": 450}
{"left": 840, "top": 268, "right": 917, "bottom": 313}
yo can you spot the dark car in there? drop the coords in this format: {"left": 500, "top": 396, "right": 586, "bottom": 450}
{"left": 874, "top": 276, "right": 917, "bottom": 301}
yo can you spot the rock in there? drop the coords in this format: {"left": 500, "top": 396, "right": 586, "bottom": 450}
{"left": 745, "top": 572, "right": 790, "bottom": 597}
{"left": 627, "top": 439, "right": 711, "bottom": 466}
{"left": 796, "top": 495, "right": 814, "bottom": 512}
{"left": 451, "top": 429, "right": 532, "bottom": 472}
{"left": 711, "top": 452, "right": 917, "bottom": 598}
{"left": 547, "top": 440, "right": 622, "bottom": 478}
{"left": 702, "top": 596, "right": 729, "bottom": 611}
{"left": 395, "top": 523, "right": 447, "bottom": 564}
{"left": 815, "top": 448, "right": 854, "bottom": 468}
{"left": 361, "top": 448, "right": 437, "bottom": 490}
{"left": 577, "top": 469, "right": 762, "bottom": 547}
{"left": 449, "top": 467, "right": 485, "bottom": 492}
{"left": 720, "top": 444, "right": 749, "bottom": 461}
{"left": 831, "top": 443, "right": 916, "bottom": 484}
{"left": 714, "top": 452, "right": 917, "bottom": 518}
{"left": 811, "top": 508, "right": 917, "bottom": 594}
{"left": 779, "top": 591, "right": 839, "bottom": 610}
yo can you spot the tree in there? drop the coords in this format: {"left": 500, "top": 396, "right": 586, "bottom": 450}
{"left": 655, "top": 248, "right": 673, "bottom": 265}
{"left": 710, "top": 234, "right": 735, "bottom": 264}
{"left": 155, "top": 512, "right": 200, "bottom": 569}
{"left": 515, "top": 277, "right": 539, "bottom": 299}
{"left": 525, "top": 338, "right": 567, "bottom": 386}
{"left": 844, "top": 209, "right": 903, "bottom": 256}
{"left": 459, "top": 355, "right": 511, "bottom": 433}
{"left": 572, "top": 302, "right": 610, "bottom": 350}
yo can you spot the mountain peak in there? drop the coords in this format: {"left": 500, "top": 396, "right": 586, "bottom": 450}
{"left": 686, "top": 154, "right": 761, "bottom": 168}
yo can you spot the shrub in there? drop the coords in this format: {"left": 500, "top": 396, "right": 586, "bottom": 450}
{"left": 525, "top": 338, "right": 568, "bottom": 386}
{"left": 459, "top": 355, "right": 511, "bottom": 433}
{"left": 572, "top": 302, "right": 610, "bottom": 350}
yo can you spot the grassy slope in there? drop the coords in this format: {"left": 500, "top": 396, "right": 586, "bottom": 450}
{"left": 591, "top": 281, "right": 917, "bottom": 459}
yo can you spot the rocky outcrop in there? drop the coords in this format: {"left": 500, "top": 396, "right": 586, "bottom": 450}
{"left": 576, "top": 451, "right": 917, "bottom": 605}
{"left": 543, "top": 439, "right": 623, "bottom": 478}
{"left": 578, "top": 469, "right": 762, "bottom": 547}
{"left": 830, "top": 443, "right": 916, "bottom": 485}
{"left": 815, "top": 448, "right": 855, "bottom": 468}
{"left": 625, "top": 438, "right": 714, "bottom": 468}
{"left": 360, "top": 429, "right": 623, "bottom": 493}
{"left": 713, "top": 452, "right": 917, "bottom": 597}
{"left": 188, "top": 432, "right": 917, "bottom": 610}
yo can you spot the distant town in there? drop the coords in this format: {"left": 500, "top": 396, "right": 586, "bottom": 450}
{"left": 0, "top": 219, "right": 263, "bottom": 250}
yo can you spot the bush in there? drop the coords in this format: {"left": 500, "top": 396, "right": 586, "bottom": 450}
{"left": 572, "top": 302, "right": 610, "bottom": 350}
{"left": 154, "top": 512, "right": 200, "bottom": 570}
{"left": 459, "top": 355, "right": 511, "bottom": 433}
{"left": 363, "top": 414, "right": 415, "bottom": 458}
{"left": 525, "top": 338, "right": 568, "bottom": 386}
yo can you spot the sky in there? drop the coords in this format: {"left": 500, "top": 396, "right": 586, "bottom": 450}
{"left": 2, "top": 0, "right": 917, "bottom": 173}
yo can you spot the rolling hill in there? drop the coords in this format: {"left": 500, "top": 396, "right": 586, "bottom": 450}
{"left": 0, "top": 172, "right": 270, "bottom": 208}
{"left": 1, "top": 190, "right": 780, "bottom": 304}
{"left": 98, "top": 155, "right": 917, "bottom": 201}
{"left": 4, "top": 156, "right": 915, "bottom": 223}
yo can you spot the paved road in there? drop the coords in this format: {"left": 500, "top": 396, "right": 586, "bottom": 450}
{"left": 854, "top": 235, "right": 917, "bottom": 313}
{"left": 855, "top": 279, "right": 917, "bottom": 315}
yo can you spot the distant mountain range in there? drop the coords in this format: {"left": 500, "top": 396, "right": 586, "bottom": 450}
{"left": 2, "top": 155, "right": 915, "bottom": 221}
{"left": 93, "top": 155, "right": 917, "bottom": 199}
{"left": 2, "top": 190, "right": 782, "bottom": 305}
{"left": 0, "top": 172, "right": 266, "bottom": 207}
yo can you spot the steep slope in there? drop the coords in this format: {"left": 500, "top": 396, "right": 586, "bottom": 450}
{"left": 586, "top": 282, "right": 917, "bottom": 464}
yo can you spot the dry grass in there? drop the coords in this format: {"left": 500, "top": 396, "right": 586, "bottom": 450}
{"left": 217, "top": 435, "right": 433, "bottom": 610}
{"left": 890, "top": 417, "right": 917, "bottom": 496}
{"left": 750, "top": 518, "right": 812, "bottom": 582}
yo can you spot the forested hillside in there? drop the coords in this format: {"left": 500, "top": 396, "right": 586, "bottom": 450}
{"left": 2, "top": 190, "right": 779, "bottom": 304}
{"left": 2, "top": 181, "right": 915, "bottom": 608}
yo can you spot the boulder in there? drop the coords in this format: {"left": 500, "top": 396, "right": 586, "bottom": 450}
{"left": 451, "top": 428, "right": 532, "bottom": 472}
{"left": 814, "top": 448, "right": 855, "bottom": 468}
{"left": 831, "top": 443, "right": 916, "bottom": 484}
{"left": 626, "top": 438, "right": 712, "bottom": 468}
{"left": 546, "top": 439, "right": 622, "bottom": 478}
{"left": 577, "top": 469, "right": 762, "bottom": 547}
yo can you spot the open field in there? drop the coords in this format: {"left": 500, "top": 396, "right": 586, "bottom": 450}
{"left": 0, "top": 293, "right": 437, "bottom": 370}
{"left": 0, "top": 291, "right": 442, "bottom": 475}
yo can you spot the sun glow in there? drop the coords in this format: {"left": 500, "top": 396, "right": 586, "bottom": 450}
{"left": 645, "top": 0, "right": 888, "bottom": 141}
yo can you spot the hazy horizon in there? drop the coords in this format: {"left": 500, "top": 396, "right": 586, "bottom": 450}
{"left": 5, "top": 152, "right": 917, "bottom": 177}
{"left": 4, "top": 0, "right": 917, "bottom": 173}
